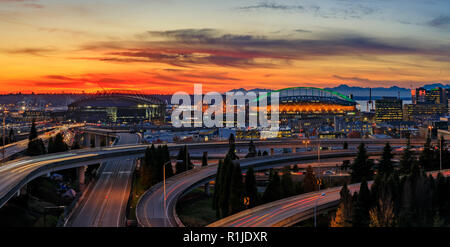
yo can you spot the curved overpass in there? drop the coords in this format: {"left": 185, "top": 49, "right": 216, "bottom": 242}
{"left": 209, "top": 169, "right": 450, "bottom": 227}
{"left": 136, "top": 149, "right": 396, "bottom": 227}
{"left": 0, "top": 138, "right": 423, "bottom": 211}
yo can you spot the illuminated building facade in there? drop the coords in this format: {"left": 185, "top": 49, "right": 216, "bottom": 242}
{"left": 411, "top": 87, "right": 447, "bottom": 105}
{"left": 407, "top": 87, "right": 448, "bottom": 123}
{"left": 260, "top": 87, "right": 357, "bottom": 133}
{"left": 375, "top": 97, "right": 403, "bottom": 123}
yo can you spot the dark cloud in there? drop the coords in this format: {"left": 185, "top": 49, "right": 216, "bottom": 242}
{"left": 237, "top": 2, "right": 305, "bottom": 11}
{"left": 44, "top": 75, "right": 76, "bottom": 81}
{"left": 78, "top": 28, "right": 450, "bottom": 68}
{"left": 428, "top": 15, "right": 450, "bottom": 28}
{"left": 5, "top": 47, "right": 54, "bottom": 56}
{"left": 333, "top": 75, "right": 450, "bottom": 87}
{"left": 236, "top": 1, "right": 377, "bottom": 19}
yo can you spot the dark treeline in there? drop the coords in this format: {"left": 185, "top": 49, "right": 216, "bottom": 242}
{"left": 0, "top": 128, "right": 16, "bottom": 146}
{"left": 26, "top": 120, "right": 82, "bottom": 156}
{"left": 138, "top": 144, "right": 196, "bottom": 189}
{"left": 331, "top": 136, "right": 450, "bottom": 227}
{"left": 213, "top": 134, "right": 323, "bottom": 219}
{"left": 26, "top": 121, "right": 46, "bottom": 156}
{"left": 139, "top": 144, "right": 175, "bottom": 189}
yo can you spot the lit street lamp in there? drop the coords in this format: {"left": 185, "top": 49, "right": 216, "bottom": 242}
{"left": 302, "top": 140, "right": 310, "bottom": 151}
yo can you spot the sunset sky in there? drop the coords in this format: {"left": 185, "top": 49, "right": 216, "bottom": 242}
{"left": 0, "top": 0, "right": 450, "bottom": 94}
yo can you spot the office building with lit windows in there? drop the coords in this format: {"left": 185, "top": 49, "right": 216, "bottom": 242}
{"left": 375, "top": 97, "right": 403, "bottom": 123}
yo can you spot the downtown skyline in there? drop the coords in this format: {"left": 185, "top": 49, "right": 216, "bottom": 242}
{"left": 1, "top": 0, "right": 450, "bottom": 94}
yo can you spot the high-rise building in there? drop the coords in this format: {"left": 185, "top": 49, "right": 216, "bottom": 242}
{"left": 375, "top": 97, "right": 403, "bottom": 123}
{"left": 411, "top": 87, "right": 447, "bottom": 105}
{"left": 409, "top": 87, "right": 448, "bottom": 122}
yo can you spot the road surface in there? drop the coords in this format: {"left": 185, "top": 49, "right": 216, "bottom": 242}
{"left": 66, "top": 133, "right": 140, "bottom": 227}
{"left": 209, "top": 169, "right": 450, "bottom": 227}
{"left": 0, "top": 124, "right": 83, "bottom": 161}
{"left": 0, "top": 138, "right": 417, "bottom": 209}
{"left": 135, "top": 149, "right": 393, "bottom": 227}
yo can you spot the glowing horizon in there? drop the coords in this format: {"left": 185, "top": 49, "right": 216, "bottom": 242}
{"left": 1, "top": 0, "right": 449, "bottom": 94}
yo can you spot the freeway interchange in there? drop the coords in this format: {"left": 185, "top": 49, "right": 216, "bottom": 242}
{"left": 0, "top": 137, "right": 431, "bottom": 227}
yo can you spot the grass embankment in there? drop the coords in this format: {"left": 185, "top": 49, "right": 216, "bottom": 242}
{"left": 177, "top": 188, "right": 217, "bottom": 227}
{"left": 127, "top": 172, "right": 148, "bottom": 220}
{"left": 0, "top": 177, "right": 65, "bottom": 227}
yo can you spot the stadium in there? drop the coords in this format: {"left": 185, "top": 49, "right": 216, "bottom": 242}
{"left": 67, "top": 91, "right": 165, "bottom": 124}
{"left": 258, "top": 87, "right": 358, "bottom": 132}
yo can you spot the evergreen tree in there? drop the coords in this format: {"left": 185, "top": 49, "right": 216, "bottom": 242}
{"left": 352, "top": 179, "right": 371, "bottom": 227}
{"left": 175, "top": 145, "right": 193, "bottom": 174}
{"left": 226, "top": 134, "right": 239, "bottom": 160}
{"left": 262, "top": 172, "right": 282, "bottom": 203}
{"left": 8, "top": 128, "right": 15, "bottom": 143}
{"left": 400, "top": 137, "right": 415, "bottom": 174}
{"left": 218, "top": 157, "right": 235, "bottom": 217}
{"left": 343, "top": 142, "right": 348, "bottom": 150}
{"left": 47, "top": 137, "right": 54, "bottom": 154}
{"left": 228, "top": 162, "right": 244, "bottom": 214}
{"left": 262, "top": 150, "right": 268, "bottom": 156}
{"left": 140, "top": 147, "right": 153, "bottom": 188}
{"left": 212, "top": 159, "right": 224, "bottom": 213}
{"left": 29, "top": 121, "right": 38, "bottom": 141}
{"left": 245, "top": 140, "right": 257, "bottom": 158}
{"left": 26, "top": 121, "right": 46, "bottom": 156}
{"left": 378, "top": 142, "right": 394, "bottom": 175}
{"left": 202, "top": 152, "right": 208, "bottom": 167}
{"left": 49, "top": 133, "right": 68, "bottom": 153}
{"left": 244, "top": 166, "right": 258, "bottom": 208}
{"left": 419, "top": 135, "right": 435, "bottom": 171}
{"left": 330, "top": 183, "right": 353, "bottom": 227}
{"left": 341, "top": 160, "right": 350, "bottom": 171}
{"left": 303, "top": 165, "right": 317, "bottom": 193}
{"left": 281, "top": 166, "right": 295, "bottom": 197}
{"left": 350, "top": 143, "right": 373, "bottom": 183}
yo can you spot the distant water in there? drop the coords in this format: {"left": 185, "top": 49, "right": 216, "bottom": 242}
{"left": 356, "top": 100, "right": 412, "bottom": 112}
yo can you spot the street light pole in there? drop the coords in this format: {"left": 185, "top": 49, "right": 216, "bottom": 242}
{"left": 163, "top": 160, "right": 171, "bottom": 227}
{"left": 2, "top": 109, "right": 7, "bottom": 163}
{"left": 317, "top": 139, "right": 321, "bottom": 163}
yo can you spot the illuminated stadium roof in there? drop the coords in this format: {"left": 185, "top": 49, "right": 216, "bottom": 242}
{"left": 257, "top": 87, "right": 356, "bottom": 106}
{"left": 68, "top": 90, "right": 165, "bottom": 108}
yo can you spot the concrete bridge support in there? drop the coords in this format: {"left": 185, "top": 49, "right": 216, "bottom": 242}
{"left": 204, "top": 182, "right": 210, "bottom": 196}
{"left": 77, "top": 166, "right": 87, "bottom": 191}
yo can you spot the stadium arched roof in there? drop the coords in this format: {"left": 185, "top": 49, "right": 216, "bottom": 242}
{"left": 68, "top": 90, "right": 165, "bottom": 108}
{"left": 257, "top": 87, "right": 356, "bottom": 106}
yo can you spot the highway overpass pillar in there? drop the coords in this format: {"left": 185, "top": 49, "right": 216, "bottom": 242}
{"left": 204, "top": 182, "right": 210, "bottom": 196}
{"left": 106, "top": 136, "right": 112, "bottom": 146}
{"left": 82, "top": 133, "right": 89, "bottom": 147}
{"left": 270, "top": 148, "right": 274, "bottom": 156}
{"left": 77, "top": 166, "right": 87, "bottom": 191}
{"left": 95, "top": 135, "right": 100, "bottom": 148}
